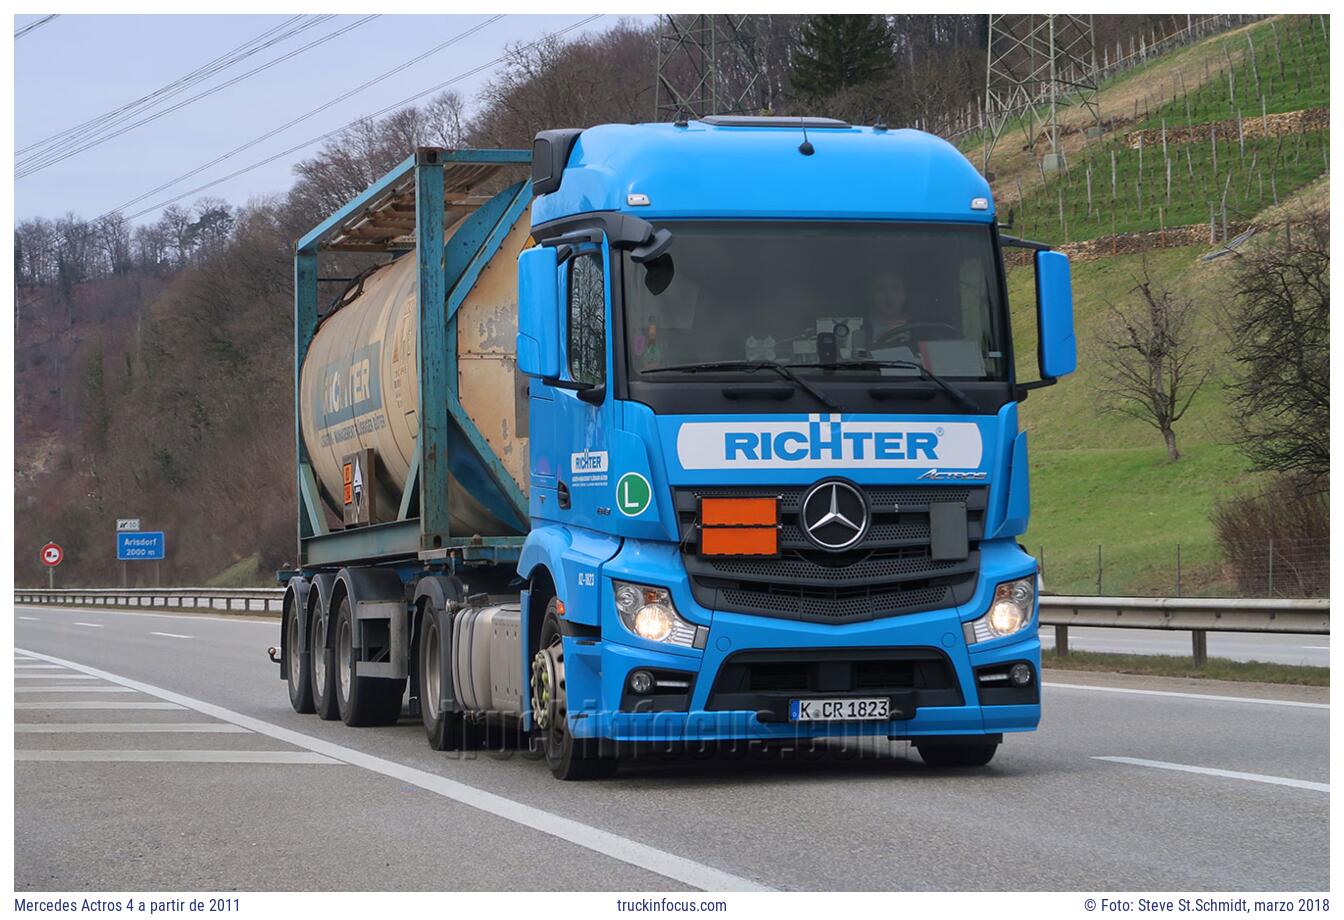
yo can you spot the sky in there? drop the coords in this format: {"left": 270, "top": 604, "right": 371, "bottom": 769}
{"left": 13, "top": 13, "right": 640, "bottom": 225}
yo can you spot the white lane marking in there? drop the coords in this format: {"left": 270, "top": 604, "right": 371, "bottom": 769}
{"left": 15, "top": 665, "right": 66, "bottom": 670}
{"left": 15, "top": 723, "right": 250, "bottom": 734}
{"left": 149, "top": 632, "right": 193, "bottom": 639}
{"left": 1095, "top": 756, "right": 1328, "bottom": 792}
{"left": 1305, "top": 646, "right": 1330, "bottom": 650}
{"left": 15, "top": 674, "right": 99, "bottom": 680}
{"left": 18, "top": 616, "right": 37, "bottom": 621}
{"left": 16, "top": 750, "right": 340, "bottom": 765}
{"left": 15, "top": 701, "right": 185, "bottom": 710}
{"left": 16, "top": 646, "right": 771, "bottom": 892}
{"left": 1045, "top": 681, "right": 1328, "bottom": 710}
{"left": 73, "top": 622, "right": 104, "bottom": 629}
{"left": 14, "top": 686, "right": 137, "bottom": 693}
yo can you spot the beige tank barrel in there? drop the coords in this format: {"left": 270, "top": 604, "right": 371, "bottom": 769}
{"left": 298, "top": 211, "right": 533, "bottom": 537}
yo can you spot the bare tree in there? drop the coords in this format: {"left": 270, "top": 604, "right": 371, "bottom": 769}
{"left": 1097, "top": 267, "right": 1211, "bottom": 461}
{"left": 159, "top": 204, "right": 198, "bottom": 268}
{"left": 93, "top": 213, "right": 132, "bottom": 275}
{"left": 424, "top": 90, "right": 469, "bottom": 148}
{"left": 1223, "top": 212, "right": 1329, "bottom": 491}
{"left": 132, "top": 222, "right": 170, "bottom": 272}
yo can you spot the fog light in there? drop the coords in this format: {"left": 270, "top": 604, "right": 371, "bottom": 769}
{"left": 1009, "top": 663, "right": 1033, "bottom": 686}
{"left": 629, "top": 670, "right": 654, "bottom": 695}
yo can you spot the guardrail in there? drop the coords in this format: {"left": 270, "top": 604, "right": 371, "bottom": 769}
{"left": 14, "top": 587, "right": 284, "bottom": 614}
{"left": 1039, "top": 595, "right": 1329, "bottom": 666}
{"left": 13, "top": 589, "right": 1329, "bottom": 666}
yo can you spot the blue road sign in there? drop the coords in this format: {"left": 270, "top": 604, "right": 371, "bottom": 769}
{"left": 117, "top": 531, "right": 165, "bottom": 561}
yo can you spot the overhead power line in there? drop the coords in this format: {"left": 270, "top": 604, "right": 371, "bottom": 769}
{"left": 17, "top": 14, "right": 379, "bottom": 180}
{"left": 108, "top": 15, "right": 506, "bottom": 216}
{"left": 14, "top": 14, "right": 59, "bottom": 40}
{"left": 18, "top": 15, "right": 314, "bottom": 159}
{"left": 112, "top": 14, "right": 604, "bottom": 224}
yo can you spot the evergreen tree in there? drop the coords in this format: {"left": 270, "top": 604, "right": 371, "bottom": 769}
{"left": 791, "top": 15, "right": 894, "bottom": 101}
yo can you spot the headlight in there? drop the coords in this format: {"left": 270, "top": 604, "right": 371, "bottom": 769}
{"left": 965, "top": 576, "right": 1036, "bottom": 643}
{"left": 613, "top": 581, "right": 699, "bottom": 648}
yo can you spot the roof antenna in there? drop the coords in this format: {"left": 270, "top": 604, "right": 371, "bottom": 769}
{"left": 798, "top": 117, "right": 814, "bottom": 156}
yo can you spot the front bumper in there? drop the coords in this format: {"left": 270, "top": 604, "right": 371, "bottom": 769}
{"left": 553, "top": 534, "right": 1037, "bottom": 741}
{"left": 563, "top": 540, "right": 1041, "bottom": 743}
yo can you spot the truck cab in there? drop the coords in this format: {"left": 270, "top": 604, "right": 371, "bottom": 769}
{"left": 515, "top": 116, "right": 1076, "bottom": 776}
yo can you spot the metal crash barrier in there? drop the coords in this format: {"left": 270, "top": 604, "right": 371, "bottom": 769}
{"left": 13, "top": 587, "right": 285, "bottom": 615}
{"left": 12, "top": 590, "right": 1329, "bottom": 665}
{"left": 1039, "top": 595, "right": 1330, "bottom": 666}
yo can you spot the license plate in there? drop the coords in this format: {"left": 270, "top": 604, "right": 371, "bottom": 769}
{"left": 789, "top": 697, "right": 890, "bottom": 722}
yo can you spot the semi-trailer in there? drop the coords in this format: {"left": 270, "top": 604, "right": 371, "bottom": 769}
{"left": 276, "top": 116, "right": 1077, "bottom": 779}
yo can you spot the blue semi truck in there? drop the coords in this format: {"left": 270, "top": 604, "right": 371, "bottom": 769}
{"left": 276, "top": 115, "right": 1076, "bottom": 779}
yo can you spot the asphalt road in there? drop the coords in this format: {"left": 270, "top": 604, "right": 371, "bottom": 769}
{"left": 13, "top": 604, "right": 1329, "bottom": 892}
{"left": 1040, "top": 626, "right": 1330, "bottom": 667}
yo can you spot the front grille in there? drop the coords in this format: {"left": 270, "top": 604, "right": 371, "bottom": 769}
{"left": 677, "top": 484, "right": 986, "bottom": 624}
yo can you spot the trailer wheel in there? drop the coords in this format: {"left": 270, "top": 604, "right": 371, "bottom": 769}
{"left": 915, "top": 740, "right": 999, "bottom": 768}
{"left": 531, "top": 600, "right": 616, "bottom": 781}
{"left": 310, "top": 606, "right": 340, "bottom": 721}
{"left": 334, "top": 595, "right": 404, "bottom": 727}
{"left": 284, "top": 605, "right": 314, "bottom": 714}
{"left": 419, "top": 607, "right": 469, "bottom": 750}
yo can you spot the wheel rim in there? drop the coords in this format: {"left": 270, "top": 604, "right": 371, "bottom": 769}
{"left": 337, "top": 614, "right": 352, "bottom": 702}
{"left": 311, "top": 615, "right": 327, "bottom": 692}
{"left": 286, "top": 613, "right": 300, "bottom": 693}
{"left": 423, "top": 618, "right": 440, "bottom": 721}
{"left": 530, "top": 632, "right": 566, "bottom": 751}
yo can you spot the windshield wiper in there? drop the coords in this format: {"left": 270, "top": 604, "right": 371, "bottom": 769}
{"left": 642, "top": 360, "right": 839, "bottom": 411}
{"left": 793, "top": 359, "right": 976, "bottom": 411}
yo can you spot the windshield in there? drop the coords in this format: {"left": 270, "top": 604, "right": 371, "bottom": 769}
{"left": 623, "top": 222, "right": 1008, "bottom": 382}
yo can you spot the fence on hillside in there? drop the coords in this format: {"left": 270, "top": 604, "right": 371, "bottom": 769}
{"left": 1037, "top": 537, "right": 1329, "bottom": 599}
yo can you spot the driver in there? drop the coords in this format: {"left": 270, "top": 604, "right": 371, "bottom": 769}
{"left": 869, "top": 272, "right": 913, "bottom": 347}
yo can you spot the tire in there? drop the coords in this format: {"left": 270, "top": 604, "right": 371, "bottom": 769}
{"left": 334, "top": 595, "right": 405, "bottom": 727}
{"left": 531, "top": 599, "right": 616, "bottom": 780}
{"left": 310, "top": 604, "right": 340, "bottom": 721}
{"left": 419, "top": 606, "right": 471, "bottom": 750}
{"left": 915, "top": 740, "right": 999, "bottom": 768}
{"left": 284, "top": 604, "right": 315, "bottom": 714}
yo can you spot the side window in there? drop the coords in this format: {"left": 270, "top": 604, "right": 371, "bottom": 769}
{"left": 567, "top": 252, "right": 606, "bottom": 386}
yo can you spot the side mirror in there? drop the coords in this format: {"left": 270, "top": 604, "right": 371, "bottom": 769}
{"left": 517, "top": 246, "right": 561, "bottom": 379}
{"left": 1035, "top": 250, "right": 1076, "bottom": 380}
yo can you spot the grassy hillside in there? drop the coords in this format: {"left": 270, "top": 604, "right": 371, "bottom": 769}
{"left": 1011, "top": 15, "right": 1329, "bottom": 244}
{"left": 1004, "top": 175, "right": 1333, "bottom": 597}
{"left": 984, "top": 16, "right": 1331, "bottom": 595}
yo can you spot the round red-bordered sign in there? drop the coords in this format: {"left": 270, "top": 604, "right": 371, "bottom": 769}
{"left": 41, "top": 542, "right": 63, "bottom": 567}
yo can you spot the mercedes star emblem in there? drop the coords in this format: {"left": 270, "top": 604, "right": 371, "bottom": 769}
{"left": 800, "top": 479, "right": 869, "bottom": 551}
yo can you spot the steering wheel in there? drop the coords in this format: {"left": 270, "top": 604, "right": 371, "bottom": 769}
{"left": 870, "top": 321, "right": 961, "bottom": 348}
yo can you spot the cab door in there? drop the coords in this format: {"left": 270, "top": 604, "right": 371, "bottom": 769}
{"left": 540, "top": 238, "right": 618, "bottom": 530}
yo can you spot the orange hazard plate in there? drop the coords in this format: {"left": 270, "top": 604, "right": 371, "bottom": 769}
{"left": 699, "top": 496, "right": 778, "bottom": 526}
{"left": 700, "top": 526, "right": 778, "bottom": 557}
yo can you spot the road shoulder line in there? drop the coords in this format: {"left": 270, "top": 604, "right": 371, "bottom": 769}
{"left": 15, "top": 646, "right": 772, "bottom": 893}
{"left": 1045, "top": 681, "right": 1328, "bottom": 709}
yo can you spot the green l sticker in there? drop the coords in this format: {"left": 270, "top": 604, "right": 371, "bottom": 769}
{"left": 616, "top": 472, "right": 652, "bottom": 517}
